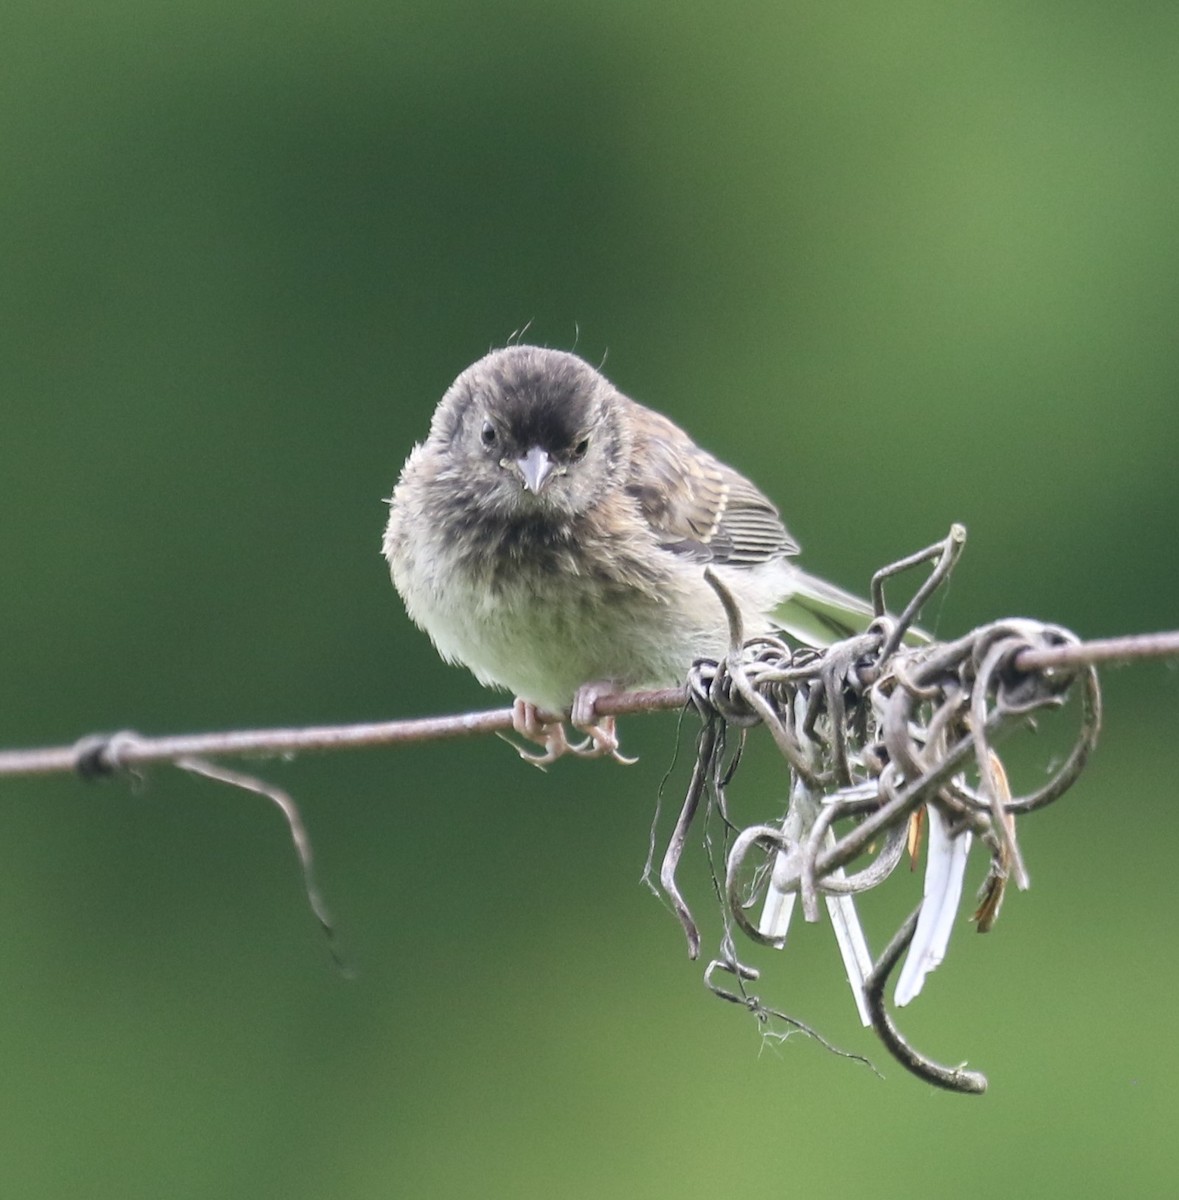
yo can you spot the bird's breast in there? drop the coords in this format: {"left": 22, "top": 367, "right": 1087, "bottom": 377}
{"left": 389, "top": 503, "right": 696, "bottom": 709}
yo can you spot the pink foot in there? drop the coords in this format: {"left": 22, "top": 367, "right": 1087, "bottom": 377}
{"left": 569, "top": 684, "right": 638, "bottom": 765}
{"left": 509, "top": 699, "right": 574, "bottom": 768}
{"left": 505, "top": 691, "right": 637, "bottom": 767}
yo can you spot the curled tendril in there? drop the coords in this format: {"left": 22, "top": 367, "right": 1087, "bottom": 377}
{"left": 659, "top": 527, "right": 1102, "bottom": 1092}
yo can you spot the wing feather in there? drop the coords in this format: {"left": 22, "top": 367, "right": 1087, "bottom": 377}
{"left": 623, "top": 403, "right": 798, "bottom": 565}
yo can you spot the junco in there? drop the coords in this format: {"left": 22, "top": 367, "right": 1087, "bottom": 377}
{"left": 383, "top": 345, "right": 877, "bottom": 763}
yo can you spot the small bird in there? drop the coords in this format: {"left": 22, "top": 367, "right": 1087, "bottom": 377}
{"left": 383, "top": 345, "right": 877, "bottom": 763}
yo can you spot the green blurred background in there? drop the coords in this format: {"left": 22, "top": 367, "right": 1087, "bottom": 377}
{"left": 2, "top": 1, "right": 1178, "bottom": 1195}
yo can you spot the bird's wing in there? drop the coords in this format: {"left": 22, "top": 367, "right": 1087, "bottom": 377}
{"left": 624, "top": 404, "right": 799, "bottom": 565}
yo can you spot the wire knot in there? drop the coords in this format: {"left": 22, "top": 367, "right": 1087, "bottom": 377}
{"left": 72, "top": 731, "right": 142, "bottom": 779}
{"left": 653, "top": 527, "right": 1103, "bottom": 1093}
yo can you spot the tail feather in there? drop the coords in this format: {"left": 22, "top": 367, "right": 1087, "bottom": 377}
{"left": 773, "top": 569, "right": 927, "bottom": 648}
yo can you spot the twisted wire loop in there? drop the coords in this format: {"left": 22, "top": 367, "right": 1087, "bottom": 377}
{"left": 658, "top": 527, "right": 1102, "bottom": 1093}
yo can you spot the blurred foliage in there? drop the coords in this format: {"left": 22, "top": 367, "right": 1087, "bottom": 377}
{"left": 2, "top": 1, "right": 1178, "bottom": 1196}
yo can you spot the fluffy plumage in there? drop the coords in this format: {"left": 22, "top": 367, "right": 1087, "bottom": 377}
{"left": 383, "top": 345, "right": 874, "bottom": 716}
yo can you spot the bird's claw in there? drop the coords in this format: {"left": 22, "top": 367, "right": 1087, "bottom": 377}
{"left": 567, "top": 714, "right": 639, "bottom": 765}
{"left": 507, "top": 699, "right": 570, "bottom": 768}
{"left": 571, "top": 685, "right": 639, "bottom": 765}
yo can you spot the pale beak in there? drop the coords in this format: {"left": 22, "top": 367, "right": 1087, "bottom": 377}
{"left": 517, "top": 446, "right": 557, "bottom": 494}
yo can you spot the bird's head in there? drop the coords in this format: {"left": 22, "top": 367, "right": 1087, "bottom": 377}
{"left": 431, "top": 345, "right": 629, "bottom": 519}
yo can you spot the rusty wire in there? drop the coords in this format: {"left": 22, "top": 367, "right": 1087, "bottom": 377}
{"left": 0, "top": 522, "right": 1121, "bottom": 1088}
{"left": 655, "top": 526, "right": 1102, "bottom": 1093}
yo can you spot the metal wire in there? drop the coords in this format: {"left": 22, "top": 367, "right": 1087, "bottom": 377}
{"left": 660, "top": 527, "right": 1103, "bottom": 1092}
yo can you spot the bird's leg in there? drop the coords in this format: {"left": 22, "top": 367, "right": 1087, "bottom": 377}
{"left": 569, "top": 683, "right": 639, "bottom": 765}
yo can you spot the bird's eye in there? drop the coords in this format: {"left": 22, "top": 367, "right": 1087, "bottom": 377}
{"left": 572, "top": 437, "right": 590, "bottom": 460}
{"left": 481, "top": 421, "right": 498, "bottom": 447}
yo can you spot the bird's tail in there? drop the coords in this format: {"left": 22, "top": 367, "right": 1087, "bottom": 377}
{"left": 773, "top": 568, "right": 927, "bottom": 649}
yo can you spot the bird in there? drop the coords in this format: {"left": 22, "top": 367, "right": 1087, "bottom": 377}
{"left": 383, "top": 344, "right": 880, "bottom": 764}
